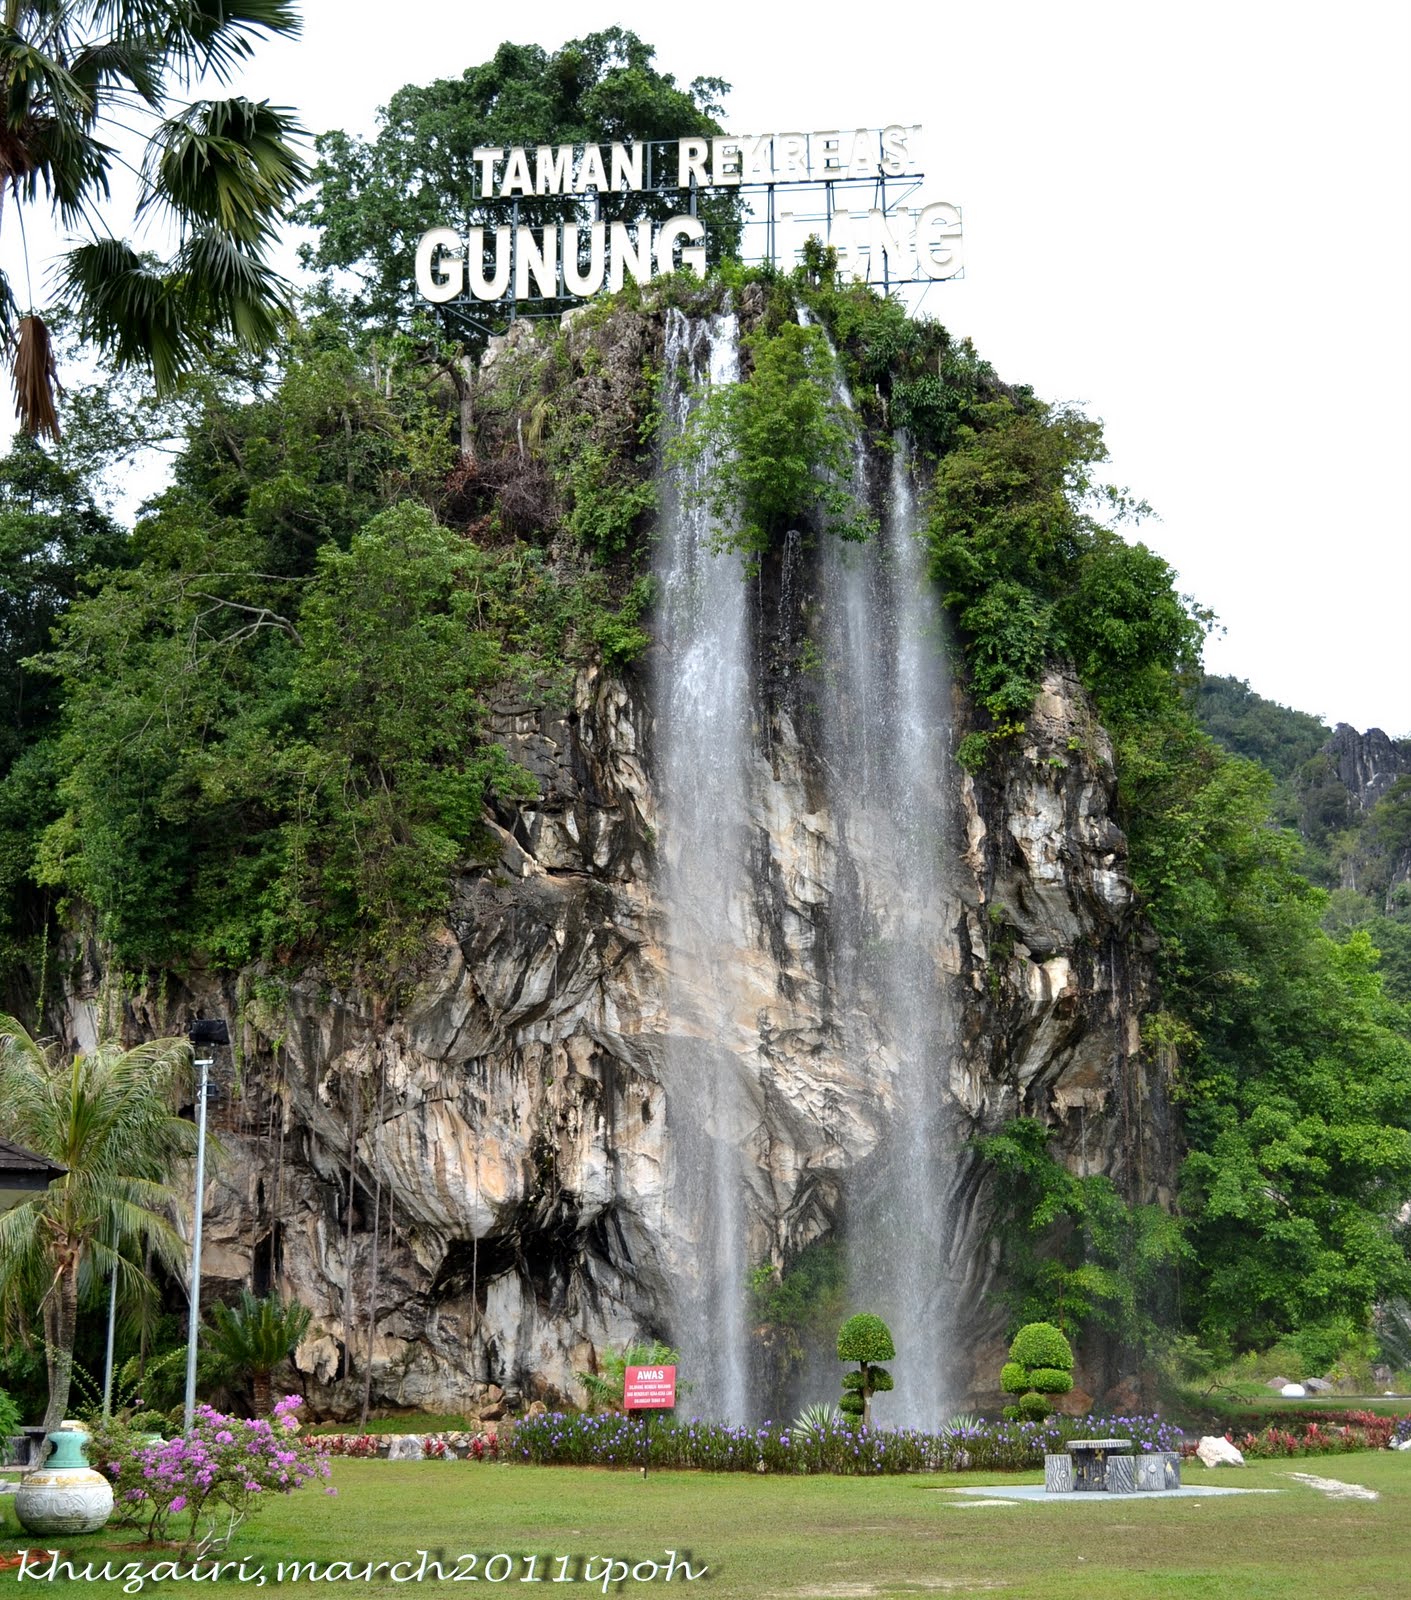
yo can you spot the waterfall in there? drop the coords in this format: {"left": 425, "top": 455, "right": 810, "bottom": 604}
{"left": 653, "top": 308, "right": 755, "bottom": 1421}
{"left": 651, "top": 303, "right": 955, "bottom": 1427}
{"left": 816, "top": 404, "right": 955, "bottom": 1427}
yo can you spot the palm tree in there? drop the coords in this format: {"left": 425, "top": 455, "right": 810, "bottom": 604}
{"left": 0, "top": 2, "right": 307, "bottom": 439}
{"left": 205, "top": 1289, "right": 310, "bottom": 1415}
{"left": 0, "top": 1014, "right": 197, "bottom": 1434}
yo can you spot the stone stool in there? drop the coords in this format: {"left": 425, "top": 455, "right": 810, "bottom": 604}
{"left": 1135, "top": 1451, "right": 1181, "bottom": 1491}
{"left": 1044, "top": 1453, "right": 1074, "bottom": 1492}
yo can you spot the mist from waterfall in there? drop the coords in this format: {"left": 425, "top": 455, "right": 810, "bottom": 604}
{"left": 817, "top": 411, "right": 955, "bottom": 1428}
{"left": 653, "top": 307, "right": 754, "bottom": 1422}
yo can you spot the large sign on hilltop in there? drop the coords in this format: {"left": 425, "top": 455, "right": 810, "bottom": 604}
{"left": 415, "top": 125, "right": 961, "bottom": 313}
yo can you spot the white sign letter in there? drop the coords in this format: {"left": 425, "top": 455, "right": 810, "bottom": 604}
{"left": 867, "top": 206, "right": 914, "bottom": 279}
{"left": 608, "top": 220, "right": 653, "bottom": 291}
{"left": 677, "top": 138, "right": 709, "bottom": 186}
{"left": 575, "top": 145, "right": 609, "bottom": 193}
{"left": 502, "top": 147, "right": 533, "bottom": 197}
{"left": 535, "top": 145, "right": 573, "bottom": 196}
{"left": 562, "top": 222, "right": 607, "bottom": 296}
{"left": 656, "top": 216, "right": 706, "bottom": 277}
{"left": 916, "top": 203, "right": 963, "bottom": 279}
{"left": 472, "top": 147, "right": 500, "bottom": 197}
{"left": 467, "top": 226, "right": 511, "bottom": 300}
{"left": 710, "top": 137, "right": 742, "bottom": 184}
{"left": 515, "top": 225, "right": 558, "bottom": 300}
{"left": 414, "top": 228, "right": 464, "bottom": 304}
{"left": 610, "top": 142, "right": 644, "bottom": 192}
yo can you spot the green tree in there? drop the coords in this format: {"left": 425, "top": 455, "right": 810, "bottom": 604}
{"left": 672, "top": 318, "right": 872, "bottom": 554}
{"left": 976, "top": 1117, "right": 1187, "bottom": 1359}
{"left": 0, "top": 1, "right": 307, "bottom": 437}
{"left": 205, "top": 1290, "right": 311, "bottom": 1416}
{"left": 836, "top": 1312, "right": 894, "bottom": 1428}
{"left": 297, "top": 29, "right": 739, "bottom": 334}
{"left": 0, "top": 437, "right": 129, "bottom": 1003}
{"left": 999, "top": 1321, "right": 1073, "bottom": 1420}
{"left": 0, "top": 1015, "right": 196, "bottom": 1434}
{"left": 1119, "top": 718, "right": 1411, "bottom": 1354}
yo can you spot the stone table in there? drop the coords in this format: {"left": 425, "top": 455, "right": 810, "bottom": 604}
{"left": 1068, "top": 1438, "right": 1134, "bottom": 1493}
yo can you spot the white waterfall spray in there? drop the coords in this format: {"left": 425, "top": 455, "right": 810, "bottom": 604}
{"left": 817, "top": 402, "right": 955, "bottom": 1427}
{"left": 653, "top": 308, "right": 755, "bottom": 1421}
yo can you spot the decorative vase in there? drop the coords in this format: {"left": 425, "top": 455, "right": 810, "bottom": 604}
{"left": 14, "top": 1430, "right": 114, "bottom": 1536}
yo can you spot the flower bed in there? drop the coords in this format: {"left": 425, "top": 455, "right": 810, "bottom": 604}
{"left": 314, "top": 1429, "right": 501, "bottom": 1461}
{"left": 1224, "top": 1412, "right": 1411, "bottom": 1458}
{"left": 512, "top": 1412, "right": 1184, "bottom": 1474}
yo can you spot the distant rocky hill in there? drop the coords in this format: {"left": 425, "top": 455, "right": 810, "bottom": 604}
{"left": 1195, "top": 675, "right": 1411, "bottom": 998}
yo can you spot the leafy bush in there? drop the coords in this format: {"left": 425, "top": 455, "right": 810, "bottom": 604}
{"left": 94, "top": 1396, "right": 329, "bottom": 1549}
{"left": 1000, "top": 1322, "right": 1074, "bottom": 1421}
{"left": 1010, "top": 1323, "right": 1072, "bottom": 1369}
{"left": 671, "top": 319, "right": 872, "bottom": 554}
{"left": 0, "top": 1385, "right": 19, "bottom": 1442}
{"left": 837, "top": 1313, "right": 895, "bottom": 1363}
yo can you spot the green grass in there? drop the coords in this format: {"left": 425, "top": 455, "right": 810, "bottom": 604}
{"left": 3, "top": 1454, "right": 1409, "bottom": 1597}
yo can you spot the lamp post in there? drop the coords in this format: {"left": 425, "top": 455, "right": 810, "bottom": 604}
{"left": 102, "top": 1219, "right": 118, "bottom": 1419}
{"left": 183, "top": 1019, "right": 229, "bottom": 1434}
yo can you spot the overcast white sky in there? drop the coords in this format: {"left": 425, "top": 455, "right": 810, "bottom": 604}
{"left": 14, "top": 1, "right": 1411, "bottom": 734}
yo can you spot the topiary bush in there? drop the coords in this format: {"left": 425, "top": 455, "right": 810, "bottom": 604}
{"left": 837, "top": 1313, "right": 896, "bottom": 1427}
{"left": 1000, "top": 1321, "right": 1074, "bottom": 1421}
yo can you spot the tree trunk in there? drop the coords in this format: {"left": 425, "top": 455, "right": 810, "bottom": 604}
{"left": 252, "top": 1368, "right": 273, "bottom": 1418}
{"left": 40, "top": 1264, "right": 80, "bottom": 1438}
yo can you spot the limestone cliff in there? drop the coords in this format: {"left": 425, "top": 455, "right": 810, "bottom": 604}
{"left": 64, "top": 660, "right": 1165, "bottom": 1418}
{"left": 54, "top": 300, "right": 1173, "bottom": 1424}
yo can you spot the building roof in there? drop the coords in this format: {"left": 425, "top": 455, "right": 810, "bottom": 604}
{"left": 0, "top": 1136, "right": 65, "bottom": 1176}
{"left": 0, "top": 1137, "right": 66, "bottom": 1212}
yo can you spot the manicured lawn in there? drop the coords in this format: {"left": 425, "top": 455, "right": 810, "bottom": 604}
{"left": 3, "top": 1453, "right": 1408, "bottom": 1597}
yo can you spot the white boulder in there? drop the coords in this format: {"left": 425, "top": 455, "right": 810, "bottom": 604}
{"left": 1196, "top": 1436, "right": 1246, "bottom": 1468}
{"left": 1280, "top": 1383, "right": 1307, "bottom": 1398}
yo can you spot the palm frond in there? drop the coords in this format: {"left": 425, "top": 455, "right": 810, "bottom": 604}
{"left": 70, "top": 38, "right": 165, "bottom": 108}
{"left": 127, "top": 1, "right": 303, "bottom": 85}
{"left": 57, "top": 238, "right": 193, "bottom": 389}
{"left": 206, "top": 1290, "right": 312, "bottom": 1373}
{"left": 176, "top": 228, "right": 291, "bottom": 349}
{"left": 141, "top": 96, "right": 306, "bottom": 244}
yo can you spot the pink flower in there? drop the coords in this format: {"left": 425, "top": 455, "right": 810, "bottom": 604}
{"left": 169, "top": 1495, "right": 187, "bottom": 1512}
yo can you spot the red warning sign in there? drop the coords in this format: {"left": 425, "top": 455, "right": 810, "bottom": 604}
{"left": 623, "top": 1365, "right": 677, "bottom": 1410}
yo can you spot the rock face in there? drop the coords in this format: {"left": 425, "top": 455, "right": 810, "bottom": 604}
{"left": 71, "top": 653, "right": 1167, "bottom": 1421}
{"left": 1327, "top": 723, "right": 1411, "bottom": 811}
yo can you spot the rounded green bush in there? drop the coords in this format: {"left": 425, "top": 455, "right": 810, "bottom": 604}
{"left": 1027, "top": 1366, "right": 1074, "bottom": 1394}
{"left": 870, "top": 1369, "right": 894, "bottom": 1393}
{"left": 838, "top": 1313, "right": 896, "bottom": 1363}
{"left": 839, "top": 1392, "right": 865, "bottom": 1416}
{"left": 1017, "top": 1389, "right": 1051, "bottom": 1420}
{"left": 841, "top": 1371, "right": 866, "bottom": 1392}
{"left": 999, "top": 1361, "right": 1028, "bottom": 1394}
{"left": 1001, "top": 1404, "right": 1021, "bottom": 1421}
{"left": 1008, "top": 1322, "right": 1073, "bottom": 1372}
